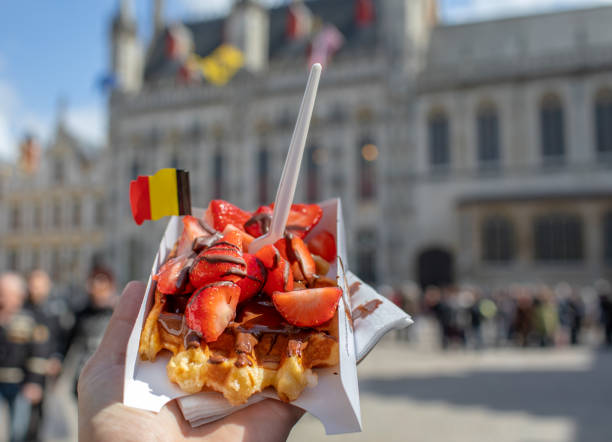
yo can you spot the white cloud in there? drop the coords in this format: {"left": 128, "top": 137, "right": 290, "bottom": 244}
{"left": 444, "top": 0, "right": 612, "bottom": 23}
{"left": 65, "top": 104, "right": 107, "bottom": 148}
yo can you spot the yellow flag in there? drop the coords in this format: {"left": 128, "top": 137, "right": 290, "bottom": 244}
{"left": 197, "top": 44, "right": 244, "bottom": 86}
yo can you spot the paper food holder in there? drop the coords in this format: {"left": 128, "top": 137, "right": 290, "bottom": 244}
{"left": 123, "top": 199, "right": 412, "bottom": 434}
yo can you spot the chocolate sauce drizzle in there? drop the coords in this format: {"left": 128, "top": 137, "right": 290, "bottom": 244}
{"left": 352, "top": 299, "right": 382, "bottom": 321}
{"left": 244, "top": 213, "right": 272, "bottom": 235}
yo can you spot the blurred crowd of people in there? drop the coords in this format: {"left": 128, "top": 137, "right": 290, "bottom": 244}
{"left": 0, "top": 268, "right": 117, "bottom": 442}
{"left": 386, "top": 280, "right": 612, "bottom": 350}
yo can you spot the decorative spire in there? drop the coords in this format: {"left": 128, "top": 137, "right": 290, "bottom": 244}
{"left": 154, "top": 0, "right": 164, "bottom": 36}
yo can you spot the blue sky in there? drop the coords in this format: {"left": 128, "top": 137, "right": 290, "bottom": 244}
{"left": 1, "top": 0, "right": 612, "bottom": 159}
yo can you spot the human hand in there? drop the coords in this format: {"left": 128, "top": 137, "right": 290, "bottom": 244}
{"left": 77, "top": 281, "right": 304, "bottom": 442}
{"left": 22, "top": 382, "right": 43, "bottom": 404}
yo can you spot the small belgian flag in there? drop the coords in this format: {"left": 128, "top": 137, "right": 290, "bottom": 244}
{"left": 129, "top": 168, "right": 191, "bottom": 225}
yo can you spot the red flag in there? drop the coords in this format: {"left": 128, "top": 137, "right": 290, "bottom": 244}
{"left": 308, "top": 24, "right": 344, "bottom": 67}
{"left": 355, "top": 0, "right": 375, "bottom": 28}
{"left": 286, "top": 1, "right": 313, "bottom": 40}
{"left": 165, "top": 24, "right": 193, "bottom": 61}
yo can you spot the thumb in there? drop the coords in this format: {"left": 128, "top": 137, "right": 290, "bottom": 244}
{"left": 94, "top": 281, "right": 147, "bottom": 365}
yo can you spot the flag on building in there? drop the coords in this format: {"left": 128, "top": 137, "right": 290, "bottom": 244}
{"left": 165, "top": 24, "right": 194, "bottom": 61}
{"left": 308, "top": 24, "right": 344, "bottom": 67}
{"left": 18, "top": 135, "right": 41, "bottom": 174}
{"left": 355, "top": 0, "right": 375, "bottom": 28}
{"left": 129, "top": 168, "right": 191, "bottom": 225}
{"left": 286, "top": 1, "right": 313, "bottom": 40}
{"left": 197, "top": 44, "right": 244, "bottom": 86}
{"left": 97, "top": 73, "right": 119, "bottom": 92}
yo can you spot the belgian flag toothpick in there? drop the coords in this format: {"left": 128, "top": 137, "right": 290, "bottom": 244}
{"left": 129, "top": 168, "right": 191, "bottom": 225}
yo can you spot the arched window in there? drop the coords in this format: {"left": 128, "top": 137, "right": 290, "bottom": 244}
{"left": 428, "top": 111, "right": 449, "bottom": 168}
{"left": 306, "top": 145, "right": 320, "bottom": 203}
{"left": 540, "top": 94, "right": 565, "bottom": 161}
{"left": 359, "top": 137, "right": 378, "bottom": 200}
{"left": 534, "top": 214, "right": 583, "bottom": 262}
{"left": 212, "top": 149, "right": 223, "bottom": 199}
{"left": 481, "top": 216, "right": 515, "bottom": 262}
{"left": 257, "top": 146, "right": 269, "bottom": 205}
{"left": 595, "top": 89, "right": 612, "bottom": 155}
{"left": 604, "top": 212, "right": 612, "bottom": 263}
{"left": 477, "top": 103, "right": 500, "bottom": 168}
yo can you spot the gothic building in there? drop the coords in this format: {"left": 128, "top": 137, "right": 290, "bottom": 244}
{"left": 107, "top": 0, "right": 612, "bottom": 289}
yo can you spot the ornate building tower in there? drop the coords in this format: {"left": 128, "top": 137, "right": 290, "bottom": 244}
{"left": 111, "top": 0, "right": 143, "bottom": 93}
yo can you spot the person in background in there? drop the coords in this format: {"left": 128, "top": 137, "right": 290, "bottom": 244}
{"left": 67, "top": 267, "right": 117, "bottom": 397}
{"left": 596, "top": 280, "right": 612, "bottom": 347}
{"left": 0, "top": 272, "right": 48, "bottom": 442}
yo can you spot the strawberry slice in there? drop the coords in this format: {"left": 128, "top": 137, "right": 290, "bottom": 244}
{"left": 236, "top": 254, "right": 267, "bottom": 303}
{"left": 288, "top": 234, "right": 316, "bottom": 285}
{"left": 272, "top": 287, "right": 342, "bottom": 327}
{"left": 274, "top": 238, "right": 289, "bottom": 261}
{"left": 190, "top": 235, "right": 247, "bottom": 288}
{"left": 306, "top": 231, "right": 336, "bottom": 262}
{"left": 176, "top": 215, "right": 217, "bottom": 256}
{"left": 154, "top": 253, "right": 195, "bottom": 295}
{"left": 222, "top": 224, "right": 254, "bottom": 252}
{"left": 205, "top": 200, "right": 252, "bottom": 232}
{"left": 284, "top": 204, "right": 323, "bottom": 238}
{"left": 185, "top": 281, "right": 240, "bottom": 342}
{"left": 255, "top": 245, "right": 293, "bottom": 295}
{"left": 244, "top": 206, "right": 272, "bottom": 238}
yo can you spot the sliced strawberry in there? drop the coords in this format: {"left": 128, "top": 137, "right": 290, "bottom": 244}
{"left": 236, "top": 254, "right": 267, "bottom": 303}
{"left": 176, "top": 215, "right": 217, "bottom": 256}
{"left": 263, "top": 257, "right": 293, "bottom": 295}
{"left": 272, "top": 287, "right": 342, "bottom": 327}
{"left": 190, "top": 239, "right": 247, "bottom": 288}
{"left": 216, "top": 228, "right": 243, "bottom": 250}
{"left": 307, "top": 231, "right": 336, "bottom": 262}
{"left": 291, "top": 260, "right": 305, "bottom": 282}
{"left": 222, "top": 224, "right": 254, "bottom": 252}
{"left": 205, "top": 200, "right": 252, "bottom": 232}
{"left": 154, "top": 253, "right": 195, "bottom": 295}
{"left": 254, "top": 244, "right": 280, "bottom": 269}
{"left": 185, "top": 281, "right": 240, "bottom": 342}
{"left": 288, "top": 234, "right": 316, "bottom": 285}
{"left": 274, "top": 238, "right": 289, "bottom": 261}
{"left": 284, "top": 204, "right": 323, "bottom": 238}
{"left": 244, "top": 206, "right": 272, "bottom": 238}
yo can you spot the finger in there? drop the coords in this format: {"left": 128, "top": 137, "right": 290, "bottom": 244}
{"left": 94, "top": 281, "right": 146, "bottom": 363}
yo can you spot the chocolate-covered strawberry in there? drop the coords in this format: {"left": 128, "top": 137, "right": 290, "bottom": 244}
{"left": 189, "top": 230, "right": 247, "bottom": 288}
{"left": 185, "top": 281, "right": 240, "bottom": 342}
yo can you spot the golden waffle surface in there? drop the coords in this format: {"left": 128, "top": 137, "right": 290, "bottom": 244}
{"left": 139, "top": 290, "right": 339, "bottom": 405}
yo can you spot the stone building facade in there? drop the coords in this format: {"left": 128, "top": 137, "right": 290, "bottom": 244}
{"left": 107, "top": 0, "right": 612, "bottom": 289}
{"left": 0, "top": 120, "right": 108, "bottom": 287}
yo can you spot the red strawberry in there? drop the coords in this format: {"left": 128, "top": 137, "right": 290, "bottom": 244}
{"left": 185, "top": 281, "right": 240, "bottom": 342}
{"left": 176, "top": 215, "right": 217, "bottom": 256}
{"left": 254, "top": 244, "right": 281, "bottom": 269}
{"left": 222, "top": 224, "right": 254, "bottom": 252}
{"left": 154, "top": 253, "right": 195, "bottom": 295}
{"left": 263, "top": 257, "right": 293, "bottom": 295}
{"left": 190, "top": 239, "right": 247, "bottom": 289}
{"left": 236, "top": 254, "right": 267, "bottom": 303}
{"left": 205, "top": 200, "right": 252, "bottom": 232}
{"left": 288, "top": 234, "right": 316, "bottom": 285}
{"left": 272, "top": 287, "right": 342, "bottom": 327}
{"left": 244, "top": 206, "right": 272, "bottom": 238}
{"left": 274, "top": 238, "right": 289, "bottom": 261}
{"left": 307, "top": 231, "right": 336, "bottom": 262}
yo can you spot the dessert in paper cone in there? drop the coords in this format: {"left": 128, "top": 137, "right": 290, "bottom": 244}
{"left": 138, "top": 200, "right": 342, "bottom": 405}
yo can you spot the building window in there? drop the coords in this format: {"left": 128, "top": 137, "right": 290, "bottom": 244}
{"left": 605, "top": 212, "right": 612, "bottom": 263}
{"left": 8, "top": 250, "right": 18, "bottom": 271}
{"left": 359, "top": 139, "right": 378, "bottom": 200}
{"left": 482, "top": 216, "right": 515, "bottom": 262}
{"left": 534, "top": 214, "right": 583, "bottom": 262}
{"left": 51, "top": 249, "right": 61, "bottom": 281}
{"left": 34, "top": 204, "right": 42, "bottom": 230}
{"left": 595, "top": 89, "right": 612, "bottom": 156}
{"left": 428, "top": 112, "right": 450, "bottom": 168}
{"left": 257, "top": 147, "right": 269, "bottom": 205}
{"left": 191, "top": 122, "right": 203, "bottom": 142}
{"left": 170, "top": 152, "right": 179, "bottom": 169}
{"left": 213, "top": 150, "right": 223, "bottom": 199}
{"left": 306, "top": 145, "right": 320, "bottom": 203}
{"left": 477, "top": 103, "right": 500, "bottom": 168}
{"left": 130, "top": 159, "right": 139, "bottom": 179}
{"left": 540, "top": 94, "right": 565, "bottom": 161}
{"left": 73, "top": 200, "right": 81, "bottom": 227}
{"left": 53, "top": 202, "right": 62, "bottom": 229}
{"left": 54, "top": 159, "right": 64, "bottom": 184}
{"left": 356, "top": 229, "right": 377, "bottom": 284}
{"left": 10, "top": 205, "right": 21, "bottom": 231}
{"left": 31, "top": 250, "right": 40, "bottom": 270}
{"left": 95, "top": 200, "right": 105, "bottom": 227}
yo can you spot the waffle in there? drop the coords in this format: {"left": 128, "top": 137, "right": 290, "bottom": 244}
{"left": 139, "top": 289, "right": 339, "bottom": 405}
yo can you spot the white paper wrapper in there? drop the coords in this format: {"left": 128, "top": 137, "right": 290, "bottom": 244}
{"left": 123, "top": 199, "right": 412, "bottom": 435}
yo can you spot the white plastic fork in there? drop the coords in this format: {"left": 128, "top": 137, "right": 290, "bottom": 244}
{"left": 248, "top": 63, "right": 322, "bottom": 254}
